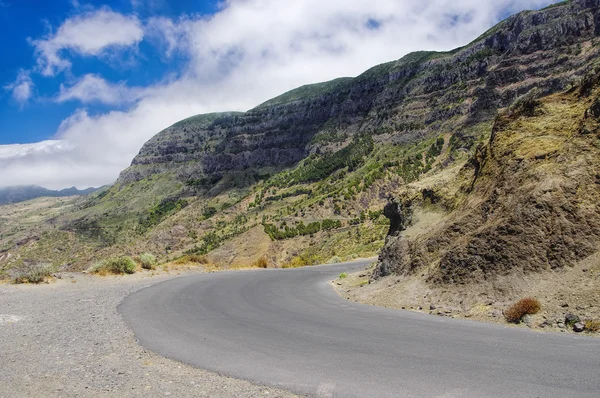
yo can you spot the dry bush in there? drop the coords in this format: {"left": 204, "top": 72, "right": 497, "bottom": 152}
{"left": 254, "top": 256, "right": 268, "bottom": 269}
{"left": 328, "top": 256, "right": 342, "bottom": 264}
{"left": 9, "top": 263, "right": 53, "bottom": 284}
{"left": 584, "top": 320, "right": 600, "bottom": 333}
{"left": 174, "top": 254, "right": 208, "bottom": 265}
{"left": 504, "top": 297, "right": 542, "bottom": 323}
{"left": 139, "top": 253, "right": 157, "bottom": 270}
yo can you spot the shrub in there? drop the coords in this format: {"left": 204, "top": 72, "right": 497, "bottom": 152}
{"left": 504, "top": 297, "right": 541, "bottom": 323}
{"left": 173, "top": 254, "right": 208, "bottom": 265}
{"left": 9, "top": 263, "right": 53, "bottom": 284}
{"left": 139, "top": 253, "right": 157, "bottom": 270}
{"left": 328, "top": 256, "right": 342, "bottom": 264}
{"left": 584, "top": 320, "right": 600, "bottom": 333}
{"left": 254, "top": 256, "right": 268, "bottom": 269}
{"left": 339, "top": 272, "right": 348, "bottom": 279}
{"left": 90, "top": 256, "right": 137, "bottom": 275}
{"left": 139, "top": 198, "right": 189, "bottom": 230}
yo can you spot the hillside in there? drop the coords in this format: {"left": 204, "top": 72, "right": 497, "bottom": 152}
{"left": 339, "top": 64, "right": 600, "bottom": 327}
{"left": 1, "top": 0, "right": 600, "bottom": 286}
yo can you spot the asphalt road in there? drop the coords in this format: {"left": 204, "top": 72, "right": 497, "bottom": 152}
{"left": 120, "top": 260, "right": 600, "bottom": 397}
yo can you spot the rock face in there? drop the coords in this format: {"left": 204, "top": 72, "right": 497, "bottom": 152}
{"left": 383, "top": 198, "right": 413, "bottom": 237}
{"left": 118, "top": 0, "right": 600, "bottom": 189}
{"left": 376, "top": 64, "right": 600, "bottom": 284}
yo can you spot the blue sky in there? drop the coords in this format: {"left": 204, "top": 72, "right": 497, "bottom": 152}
{"left": 0, "top": 0, "right": 220, "bottom": 145}
{"left": 0, "top": 0, "right": 562, "bottom": 188}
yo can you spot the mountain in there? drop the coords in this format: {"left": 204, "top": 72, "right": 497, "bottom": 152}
{"left": 1, "top": 0, "right": 600, "bottom": 312}
{"left": 0, "top": 185, "right": 101, "bottom": 205}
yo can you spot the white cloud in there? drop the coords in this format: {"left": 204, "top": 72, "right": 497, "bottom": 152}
{"left": 145, "top": 16, "right": 191, "bottom": 58}
{"left": 32, "top": 8, "right": 144, "bottom": 76}
{"left": 4, "top": 70, "right": 34, "bottom": 105}
{"left": 131, "top": 0, "right": 166, "bottom": 12}
{"left": 0, "top": 0, "right": 562, "bottom": 189}
{"left": 0, "top": 140, "right": 69, "bottom": 160}
{"left": 57, "top": 74, "right": 143, "bottom": 105}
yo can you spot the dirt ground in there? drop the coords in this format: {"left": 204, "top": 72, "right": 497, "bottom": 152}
{"left": 333, "top": 250, "right": 600, "bottom": 335}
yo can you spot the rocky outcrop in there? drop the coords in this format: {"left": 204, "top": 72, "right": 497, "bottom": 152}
{"left": 377, "top": 66, "right": 600, "bottom": 285}
{"left": 383, "top": 198, "right": 413, "bottom": 237}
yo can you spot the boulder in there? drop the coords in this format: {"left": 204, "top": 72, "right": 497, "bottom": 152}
{"left": 565, "top": 313, "right": 581, "bottom": 325}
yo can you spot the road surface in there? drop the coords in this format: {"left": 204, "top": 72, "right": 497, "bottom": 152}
{"left": 119, "top": 260, "right": 600, "bottom": 397}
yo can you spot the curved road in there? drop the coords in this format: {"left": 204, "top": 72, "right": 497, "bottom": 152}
{"left": 120, "top": 260, "right": 600, "bottom": 397}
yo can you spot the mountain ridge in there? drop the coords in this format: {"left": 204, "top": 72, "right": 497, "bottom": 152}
{"left": 0, "top": 185, "right": 101, "bottom": 205}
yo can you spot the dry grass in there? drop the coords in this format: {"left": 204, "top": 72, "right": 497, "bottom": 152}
{"left": 8, "top": 263, "right": 53, "bottom": 284}
{"left": 504, "top": 297, "right": 542, "bottom": 323}
{"left": 173, "top": 254, "right": 209, "bottom": 265}
{"left": 253, "top": 256, "right": 268, "bottom": 269}
{"left": 584, "top": 320, "right": 600, "bottom": 333}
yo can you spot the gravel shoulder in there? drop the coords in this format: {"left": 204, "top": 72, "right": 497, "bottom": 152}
{"left": 333, "top": 254, "right": 600, "bottom": 335}
{"left": 0, "top": 270, "right": 299, "bottom": 398}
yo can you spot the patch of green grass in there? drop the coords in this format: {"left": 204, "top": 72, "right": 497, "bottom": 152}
{"left": 339, "top": 272, "right": 348, "bottom": 279}
{"left": 138, "top": 198, "right": 189, "bottom": 231}
{"left": 255, "top": 78, "right": 353, "bottom": 109}
{"left": 89, "top": 256, "right": 137, "bottom": 275}
{"left": 271, "top": 135, "right": 374, "bottom": 186}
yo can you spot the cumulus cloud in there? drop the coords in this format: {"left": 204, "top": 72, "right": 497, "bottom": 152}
{"left": 0, "top": 0, "right": 562, "bottom": 189}
{"left": 32, "top": 8, "right": 144, "bottom": 76}
{"left": 57, "top": 74, "right": 144, "bottom": 105}
{"left": 4, "top": 70, "right": 34, "bottom": 105}
{"left": 145, "top": 16, "right": 191, "bottom": 58}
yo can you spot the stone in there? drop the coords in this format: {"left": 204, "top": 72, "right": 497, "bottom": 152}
{"left": 430, "top": 304, "right": 436, "bottom": 310}
{"left": 573, "top": 322, "right": 585, "bottom": 333}
{"left": 538, "top": 320, "right": 553, "bottom": 328}
{"left": 383, "top": 198, "right": 413, "bottom": 237}
{"left": 565, "top": 313, "right": 580, "bottom": 325}
{"left": 557, "top": 322, "right": 566, "bottom": 329}
{"left": 522, "top": 314, "right": 534, "bottom": 327}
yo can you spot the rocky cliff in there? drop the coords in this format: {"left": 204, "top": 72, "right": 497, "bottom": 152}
{"left": 119, "top": 0, "right": 600, "bottom": 187}
{"left": 376, "top": 66, "right": 600, "bottom": 282}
